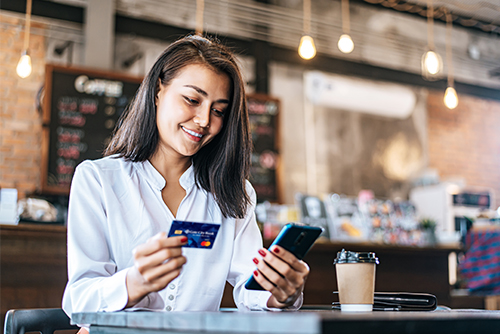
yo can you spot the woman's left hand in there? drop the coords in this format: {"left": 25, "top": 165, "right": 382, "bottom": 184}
{"left": 251, "top": 246, "right": 310, "bottom": 308}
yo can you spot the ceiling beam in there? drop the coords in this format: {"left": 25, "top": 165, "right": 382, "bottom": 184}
{"left": 351, "top": 0, "right": 500, "bottom": 37}
{"left": 0, "top": 0, "right": 84, "bottom": 23}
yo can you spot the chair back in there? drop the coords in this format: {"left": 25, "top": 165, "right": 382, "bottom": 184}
{"left": 4, "top": 308, "right": 78, "bottom": 334}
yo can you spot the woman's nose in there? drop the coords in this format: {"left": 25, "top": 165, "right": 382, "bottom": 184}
{"left": 194, "top": 105, "right": 210, "bottom": 128}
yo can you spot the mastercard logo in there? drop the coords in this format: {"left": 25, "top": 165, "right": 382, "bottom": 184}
{"left": 201, "top": 241, "right": 211, "bottom": 247}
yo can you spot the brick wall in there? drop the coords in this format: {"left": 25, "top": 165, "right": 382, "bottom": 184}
{"left": 428, "top": 90, "right": 500, "bottom": 209}
{"left": 0, "top": 13, "right": 46, "bottom": 198}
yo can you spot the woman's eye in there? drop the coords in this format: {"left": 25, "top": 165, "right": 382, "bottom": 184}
{"left": 212, "top": 108, "right": 225, "bottom": 117}
{"left": 184, "top": 96, "right": 199, "bottom": 105}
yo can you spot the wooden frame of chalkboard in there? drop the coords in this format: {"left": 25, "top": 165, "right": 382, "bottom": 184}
{"left": 246, "top": 93, "right": 283, "bottom": 204}
{"left": 41, "top": 64, "right": 143, "bottom": 195}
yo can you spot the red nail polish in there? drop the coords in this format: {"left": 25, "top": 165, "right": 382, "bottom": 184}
{"left": 181, "top": 236, "right": 188, "bottom": 243}
{"left": 273, "top": 247, "right": 280, "bottom": 254}
{"left": 258, "top": 249, "right": 266, "bottom": 257}
{"left": 253, "top": 258, "right": 259, "bottom": 265}
{"left": 254, "top": 270, "right": 259, "bottom": 276}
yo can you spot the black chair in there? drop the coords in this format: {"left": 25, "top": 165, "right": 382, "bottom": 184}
{"left": 4, "top": 308, "right": 79, "bottom": 334}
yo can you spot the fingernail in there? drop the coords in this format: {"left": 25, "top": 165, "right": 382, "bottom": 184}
{"left": 181, "top": 236, "right": 188, "bottom": 243}
{"left": 273, "top": 247, "right": 280, "bottom": 254}
{"left": 253, "top": 258, "right": 259, "bottom": 265}
{"left": 258, "top": 249, "right": 266, "bottom": 257}
{"left": 254, "top": 270, "right": 259, "bottom": 276}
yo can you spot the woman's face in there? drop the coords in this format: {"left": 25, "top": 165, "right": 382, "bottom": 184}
{"left": 155, "top": 63, "right": 231, "bottom": 160}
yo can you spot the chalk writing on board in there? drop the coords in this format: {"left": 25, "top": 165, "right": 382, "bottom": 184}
{"left": 42, "top": 65, "right": 142, "bottom": 194}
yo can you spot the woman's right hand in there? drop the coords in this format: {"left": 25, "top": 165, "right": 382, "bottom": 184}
{"left": 125, "top": 232, "right": 188, "bottom": 307}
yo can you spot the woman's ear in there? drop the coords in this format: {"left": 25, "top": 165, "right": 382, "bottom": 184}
{"left": 155, "top": 78, "right": 162, "bottom": 107}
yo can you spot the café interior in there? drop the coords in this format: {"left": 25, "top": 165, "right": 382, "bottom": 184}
{"left": 1, "top": 0, "right": 500, "bottom": 332}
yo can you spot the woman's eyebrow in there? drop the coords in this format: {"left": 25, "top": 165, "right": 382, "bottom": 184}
{"left": 184, "top": 84, "right": 207, "bottom": 96}
{"left": 184, "top": 84, "right": 230, "bottom": 104}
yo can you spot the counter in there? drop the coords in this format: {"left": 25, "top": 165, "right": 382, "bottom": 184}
{"left": 0, "top": 223, "right": 68, "bottom": 329}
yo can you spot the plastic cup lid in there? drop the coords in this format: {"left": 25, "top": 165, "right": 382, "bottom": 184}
{"left": 333, "top": 249, "right": 379, "bottom": 264}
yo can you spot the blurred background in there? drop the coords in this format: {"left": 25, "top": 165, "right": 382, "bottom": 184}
{"left": 1, "top": 0, "right": 500, "bottom": 326}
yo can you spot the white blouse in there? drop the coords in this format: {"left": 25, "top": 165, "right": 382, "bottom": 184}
{"left": 62, "top": 155, "right": 301, "bottom": 319}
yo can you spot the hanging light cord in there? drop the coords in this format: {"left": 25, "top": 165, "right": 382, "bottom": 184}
{"left": 445, "top": 9, "right": 454, "bottom": 87}
{"left": 23, "top": 0, "right": 32, "bottom": 51}
{"left": 196, "top": 0, "right": 204, "bottom": 35}
{"left": 341, "top": 0, "right": 350, "bottom": 35}
{"left": 427, "top": 0, "right": 434, "bottom": 50}
{"left": 303, "top": 0, "right": 311, "bottom": 35}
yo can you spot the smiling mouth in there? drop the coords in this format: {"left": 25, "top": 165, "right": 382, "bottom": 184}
{"left": 182, "top": 126, "right": 203, "bottom": 139}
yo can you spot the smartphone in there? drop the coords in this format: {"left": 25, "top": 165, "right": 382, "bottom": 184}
{"left": 244, "top": 223, "right": 323, "bottom": 290}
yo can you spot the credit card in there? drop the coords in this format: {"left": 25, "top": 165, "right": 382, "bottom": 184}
{"left": 167, "top": 220, "right": 220, "bottom": 249}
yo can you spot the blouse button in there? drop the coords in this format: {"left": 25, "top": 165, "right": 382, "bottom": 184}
{"left": 168, "top": 295, "right": 175, "bottom": 301}
{"left": 169, "top": 284, "right": 176, "bottom": 289}
{"left": 166, "top": 306, "right": 172, "bottom": 311}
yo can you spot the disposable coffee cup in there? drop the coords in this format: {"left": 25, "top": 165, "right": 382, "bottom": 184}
{"left": 333, "top": 249, "right": 379, "bottom": 312}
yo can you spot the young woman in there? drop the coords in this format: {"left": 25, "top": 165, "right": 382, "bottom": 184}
{"left": 62, "top": 35, "right": 310, "bottom": 330}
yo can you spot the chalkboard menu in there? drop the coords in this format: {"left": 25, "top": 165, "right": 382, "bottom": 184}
{"left": 41, "top": 65, "right": 143, "bottom": 194}
{"left": 247, "top": 93, "right": 282, "bottom": 203}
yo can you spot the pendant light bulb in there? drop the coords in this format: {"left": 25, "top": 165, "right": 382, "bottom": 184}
{"left": 422, "top": 50, "right": 442, "bottom": 76}
{"left": 298, "top": 35, "right": 316, "bottom": 60}
{"left": 444, "top": 86, "right": 458, "bottom": 109}
{"left": 16, "top": 52, "right": 32, "bottom": 78}
{"left": 338, "top": 34, "right": 354, "bottom": 54}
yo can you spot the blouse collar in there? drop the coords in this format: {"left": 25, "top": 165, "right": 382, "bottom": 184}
{"left": 137, "top": 160, "right": 195, "bottom": 191}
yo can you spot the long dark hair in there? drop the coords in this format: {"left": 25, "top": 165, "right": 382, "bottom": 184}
{"left": 104, "top": 35, "right": 252, "bottom": 218}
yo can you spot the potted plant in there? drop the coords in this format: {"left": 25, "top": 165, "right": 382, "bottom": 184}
{"left": 419, "top": 218, "right": 437, "bottom": 246}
